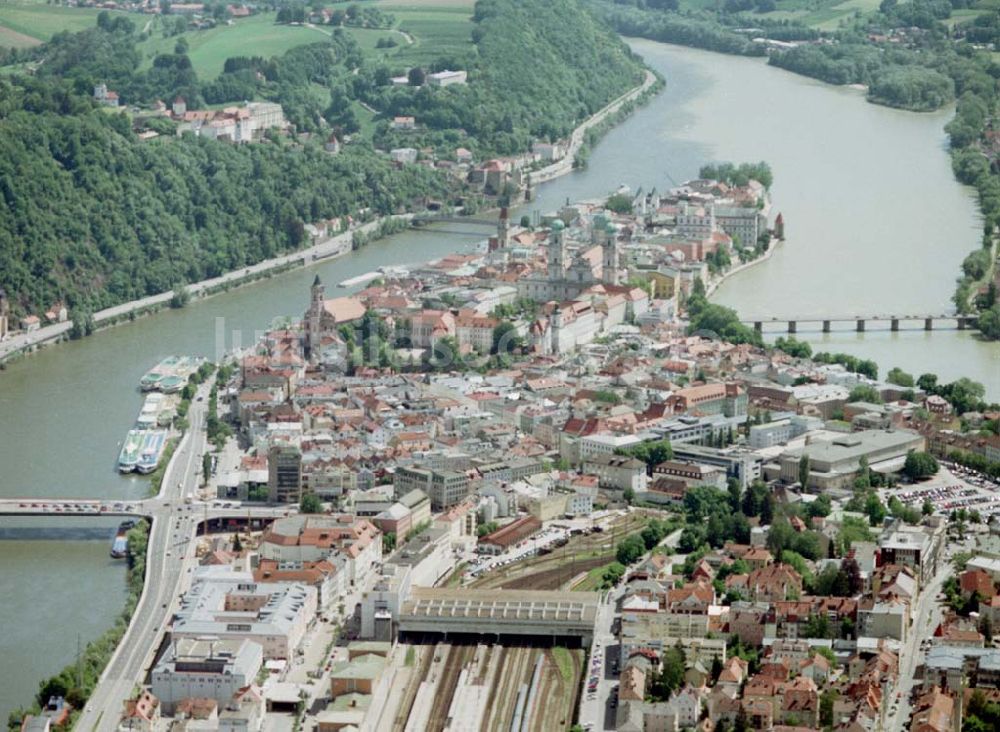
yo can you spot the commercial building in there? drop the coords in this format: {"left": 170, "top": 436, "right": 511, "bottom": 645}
{"left": 773, "top": 429, "right": 925, "bottom": 491}
{"left": 393, "top": 465, "right": 470, "bottom": 511}
{"left": 670, "top": 444, "right": 762, "bottom": 487}
{"left": 878, "top": 522, "right": 944, "bottom": 583}
{"left": 268, "top": 443, "right": 302, "bottom": 503}
{"left": 151, "top": 638, "right": 263, "bottom": 714}
{"left": 172, "top": 567, "right": 317, "bottom": 660}
{"left": 748, "top": 416, "right": 822, "bottom": 449}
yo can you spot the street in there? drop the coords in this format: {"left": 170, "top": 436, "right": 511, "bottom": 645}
{"left": 76, "top": 382, "right": 212, "bottom": 732}
{"left": 882, "top": 536, "right": 955, "bottom": 732}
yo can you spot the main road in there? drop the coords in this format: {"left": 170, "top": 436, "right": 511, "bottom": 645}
{"left": 76, "top": 384, "right": 212, "bottom": 732}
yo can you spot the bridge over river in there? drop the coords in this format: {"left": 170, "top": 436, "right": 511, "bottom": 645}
{"left": 740, "top": 313, "right": 978, "bottom": 334}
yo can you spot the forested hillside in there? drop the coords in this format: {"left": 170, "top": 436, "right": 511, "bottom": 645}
{"left": 0, "top": 0, "right": 644, "bottom": 319}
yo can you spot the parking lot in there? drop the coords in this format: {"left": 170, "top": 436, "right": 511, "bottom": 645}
{"left": 890, "top": 463, "right": 1000, "bottom": 519}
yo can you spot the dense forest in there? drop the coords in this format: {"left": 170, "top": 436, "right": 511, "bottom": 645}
{"left": 361, "top": 0, "right": 646, "bottom": 156}
{"left": 0, "top": 0, "right": 644, "bottom": 318}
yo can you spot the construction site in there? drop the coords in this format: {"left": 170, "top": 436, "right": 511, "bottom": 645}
{"left": 378, "top": 640, "right": 585, "bottom": 732}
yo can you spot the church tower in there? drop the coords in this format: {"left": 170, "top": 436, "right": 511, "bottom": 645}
{"left": 306, "top": 274, "right": 324, "bottom": 361}
{"left": 547, "top": 219, "right": 567, "bottom": 281}
{"left": 497, "top": 206, "right": 511, "bottom": 249}
{"left": 602, "top": 222, "right": 620, "bottom": 285}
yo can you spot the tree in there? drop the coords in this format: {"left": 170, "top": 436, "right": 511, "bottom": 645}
{"left": 855, "top": 455, "right": 871, "bottom": 490}
{"left": 865, "top": 491, "right": 887, "bottom": 526}
{"left": 886, "top": 367, "right": 915, "bottom": 387}
{"left": 798, "top": 455, "right": 811, "bottom": 488}
{"left": 710, "top": 655, "right": 724, "bottom": 682}
{"left": 841, "top": 556, "right": 863, "bottom": 595}
{"left": 605, "top": 192, "right": 633, "bottom": 214}
{"left": 979, "top": 613, "right": 993, "bottom": 642}
{"left": 383, "top": 531, "right": 397, "bottom": 554}
{"left": 727, "top": 478, "right": 742, "bottom": 513}
{"left": 623, "top": 486, "right": 635, "bottom": 505}
{"left": 616, "top": 535, "right": 646, "bottom": 565}
{"left": 820, "top": 689, "right": 839, "bottom": 727}
{"left": 300, "top": 493, "right": 323, "bottom": 514}
{"left": 601, "top": 562, "right": 625, "bottom": 588}
{"left": 904, "top": 451, "right": 940, "bottom": 480}
{"left": 202, "top": 453, "right": 212, "bottom": 484}
{"left": 491, "top": 321, "right": 522, "bottom": 355}
{"left": 407, "top": 66, "right": 425, "bottom": 86}
{"left": 733, "top": 705, "right": 750, "bottom": 732}
{"left": 848, "top": 384, "right": 882, "bottom": 403}
{"left": 232, "top": 532, "right": 243, "bottom": 552}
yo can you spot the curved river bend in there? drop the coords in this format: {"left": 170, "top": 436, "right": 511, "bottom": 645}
{"left": 0, "top": 38, "right": 997, "bottom": 717}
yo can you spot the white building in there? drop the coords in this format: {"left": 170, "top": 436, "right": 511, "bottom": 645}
{"left": 172, "top": 566, "right": 316, "bottom": 660}
{"left": 427, "top": 69, "right": 467, "bottom": 87}
{"left": 151, "top": 638, "right": 263, "bottom": 713}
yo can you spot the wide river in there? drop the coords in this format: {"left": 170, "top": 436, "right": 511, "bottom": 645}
{"left": 0, "top": 38, "right": 997, "bottom": 717}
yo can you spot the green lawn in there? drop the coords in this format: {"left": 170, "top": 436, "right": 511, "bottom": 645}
{"left": 138, "top": 13, "right": 331, "bottom": 77}
{"left": 0, "top": 1, "right": 110, "bottom": 44}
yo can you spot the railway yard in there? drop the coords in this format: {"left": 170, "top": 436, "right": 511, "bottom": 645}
{"left": 380, "top": 641, "right": 584, "bottom": 732}
{"left": 465, "top": 511, "right": 652, "bottom": 591}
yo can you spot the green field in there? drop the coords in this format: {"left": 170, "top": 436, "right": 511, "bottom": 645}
{"left": 374, "top": 0, "right": 474, "bottom": 66}
{"left": 679, "top": 0, "right": 890, "bottom": 29}
{"left": 130, "top": 1, "right": 473, "bottom": 79}
{"left": 0, "top": 1, "right": 109, "bottom": 46}
{"left": 138, "top": 14, "right": 336, "bottom": 77}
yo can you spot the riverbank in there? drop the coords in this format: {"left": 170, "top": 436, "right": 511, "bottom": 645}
{"left": 705, "top": 236, "right": 783, "bottom": 299}
{"left": 0, "top": 215, "right": 409, "bottom": 368}
{"left": 0, "top": 71, "right": 660, "bottom": 370}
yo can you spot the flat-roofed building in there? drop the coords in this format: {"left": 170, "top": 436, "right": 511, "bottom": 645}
{"left": 172, "top": 567, "right": 316, "bottom": 660}
{"left": 151, "top": 638, "right": 263, "bottom": 714}
{"left": 775, "top": 429, "right": 925, "bottom": 491}
{"left": 398, "top": 587, "right": 600, "bottom": 645}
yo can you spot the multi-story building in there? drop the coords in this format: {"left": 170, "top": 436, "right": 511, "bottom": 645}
{"left": 583, "top": 454, "right": 648, "bottom": 492}
{"left": 268, "top": 443, "right": 302, "bottom": 503}
{"left": 172, "top": 567, "right": 317, "bottom": 660}
{"left": 393, "top": 465, "right": 470, "bottom": 511}
{"left": 151, "top": 639, "right": 263, "bottom": 714}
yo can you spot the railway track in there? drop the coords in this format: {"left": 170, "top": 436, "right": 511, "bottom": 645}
{"left": 427, "top": 644, "right": 475, "bottom": 732}
{"left": 392, "top": 643, "right": 433, "bottom": 732}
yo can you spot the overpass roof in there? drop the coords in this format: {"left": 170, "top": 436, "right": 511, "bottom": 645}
{"left": 401, "top": 587, "right": 599, "bottom": 625}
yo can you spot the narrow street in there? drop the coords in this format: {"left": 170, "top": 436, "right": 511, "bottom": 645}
{"left": 882, "top": 539, "right": 956, "bottom": 732}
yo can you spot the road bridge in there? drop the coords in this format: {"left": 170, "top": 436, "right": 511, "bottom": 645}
{"left": 410, "top": 214, "right": 498, "bottom": 227}
{"left": 0, "top": 498, "right": 293, "bottom": 522}
{"left": 740, "top": 313, "right": 978, "bottom": 334}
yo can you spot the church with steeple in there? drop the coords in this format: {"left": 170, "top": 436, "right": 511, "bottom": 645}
{"left": 516, "top": 215, "right": 621, "bottom": 302}
{"left": 303, "top": 274, "right": 366, "bottom": 364}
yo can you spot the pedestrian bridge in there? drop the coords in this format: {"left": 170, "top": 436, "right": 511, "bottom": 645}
{"left": 739, "top": 313, "right": 978, "bottom": 334}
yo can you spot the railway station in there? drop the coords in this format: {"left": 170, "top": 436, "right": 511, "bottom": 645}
{"left": 398, "top": 587, "right": 600, "bottom": 647}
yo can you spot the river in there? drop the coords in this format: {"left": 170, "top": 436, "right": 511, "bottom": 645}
{"left": 0, "top": 38, "right": 998, "bottom": 718}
